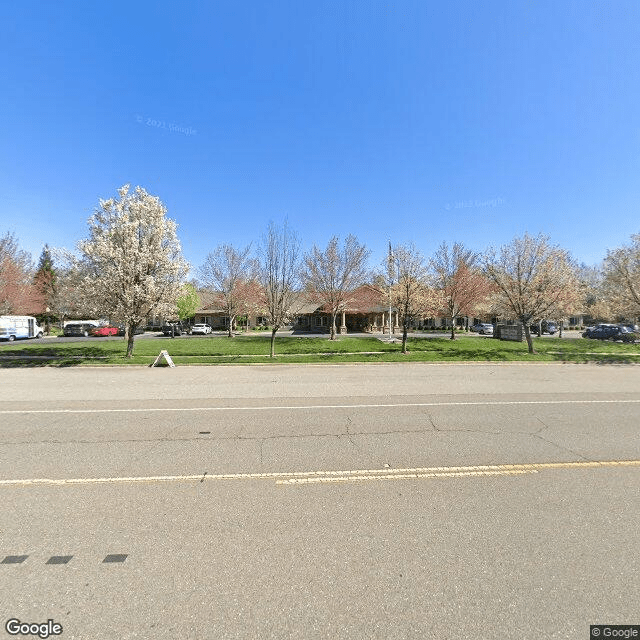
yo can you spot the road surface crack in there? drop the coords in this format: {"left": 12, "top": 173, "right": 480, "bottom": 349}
{"left": 344, "top": 416, "right": 361, "bottom": 451}
{"left": 427, "top": 413, "right": 440, "bottom": 432}
{"left": 534, "top": 416, "right": 549, "bottom": 434}
{"left": 0, "top": 424, "right": 507, "bottom": 447}
{"left": 531, "top": 433, "right": 593, "bottom": 462}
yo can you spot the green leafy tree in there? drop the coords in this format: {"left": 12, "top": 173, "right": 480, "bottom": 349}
{"left": 176, "top": 283, "right": 201, "bottom": 322}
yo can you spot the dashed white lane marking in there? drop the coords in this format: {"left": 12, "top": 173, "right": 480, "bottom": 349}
{"left": 1, "top": 399, "right": 640, "bottom": 415}
{"left": 0, "top": 460, "right": 637, "bottom": 487}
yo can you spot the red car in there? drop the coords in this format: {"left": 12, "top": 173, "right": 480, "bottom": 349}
{"left": 91, "top": 326, "right": 119, "bottom": 337}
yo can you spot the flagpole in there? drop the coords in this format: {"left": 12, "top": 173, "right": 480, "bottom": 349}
{"left": 388, "top": 241, "right": 393, "bottom": 337}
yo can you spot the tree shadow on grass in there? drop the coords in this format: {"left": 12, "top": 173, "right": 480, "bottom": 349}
{"left": 547, "top": 353, "right": 640, "bottom": 365}
{"left": 0, "top": 345, "right": 114, "bottom": 368}
{"left": 404, "top": 337, "right": 515, "bottom": 361}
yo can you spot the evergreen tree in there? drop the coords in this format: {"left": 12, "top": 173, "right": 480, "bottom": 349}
{"left": 33, "top": 245, "right": 57, "bottom": 331}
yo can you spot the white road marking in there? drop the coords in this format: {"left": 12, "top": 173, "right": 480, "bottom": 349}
{"left": 1, "top": 399, "right": 640, "bottom": 415}
{"left": 0, "top": 460, "right": 637, "bottom": 487}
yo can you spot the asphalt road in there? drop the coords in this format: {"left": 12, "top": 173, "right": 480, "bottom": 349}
{"left": 1, "top": 363, "right": 639, "bottom": 639}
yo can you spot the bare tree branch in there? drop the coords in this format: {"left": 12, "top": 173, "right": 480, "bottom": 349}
{"left": 199, "top": 243, "right": 258, "bottom": 337}
{"left": 389, "top": 243, "right": 435, "bottom": 353}
{"left": 259, "top": 220, "right": 301, "bottom": 357}
{"left": 0, "top": 232, "right": 36, "bottom": 314}
{"left": 302, "top": 235, "right": 370, "bottom": 340}
{"left": 431, "top": 241, "right": 492, "bottom": 340}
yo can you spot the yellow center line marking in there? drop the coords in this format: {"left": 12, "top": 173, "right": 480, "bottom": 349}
{"left": 0, "top": 460, "right": 638, "bottom": 487}
{"left": 276, "top": 469, "right": 538, "bottom": 485}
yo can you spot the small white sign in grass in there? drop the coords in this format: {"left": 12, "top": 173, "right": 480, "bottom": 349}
{"left": 150, "top": 350, "right": 176, "bottom": 368}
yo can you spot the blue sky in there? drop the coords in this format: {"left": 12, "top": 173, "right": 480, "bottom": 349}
{"left": 2, "top": 0, "right": 639, "bottom": 275}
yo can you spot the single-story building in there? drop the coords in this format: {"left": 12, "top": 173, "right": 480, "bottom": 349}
{"left": 292, "top": 285, "right": 400, "bottom": 334}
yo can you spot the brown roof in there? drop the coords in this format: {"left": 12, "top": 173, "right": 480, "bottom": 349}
{"left": 343, "top": 284, "right": 388, "bottom": 313}
{"left": 195, "top": 285, "right": 393, "bottom": 316}
{"left": 297, "top": 285, "right": 392, "bottom": 314}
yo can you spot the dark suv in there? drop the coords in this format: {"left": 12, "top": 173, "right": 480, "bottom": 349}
{"left": 117, "top": 325, "right": 145, "bottom": 336}
{"left": 162, "top": 323, "right": 191, "bottom": 336}
{"left": 63, "top": 323, "right": 96, "bottom": 337}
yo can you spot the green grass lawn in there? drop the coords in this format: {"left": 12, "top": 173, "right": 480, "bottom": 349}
{"left": 1, "top": 334, "right": 639, "bottom": 366}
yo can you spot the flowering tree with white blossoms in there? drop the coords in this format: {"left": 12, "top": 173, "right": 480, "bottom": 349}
{"left": 79, "top": 185, "right": 189, "bottom": 357}
{"left": 484, "top": 233, "right": 580, "bottom": 354}
{"left": 603, "top": 232, "right": 640, "bottom": 321}
{"left": 389, "top": 242, "right": 436, "bottom": 354}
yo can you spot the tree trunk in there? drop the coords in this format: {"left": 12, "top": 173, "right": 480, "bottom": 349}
{"left": 559, "top": 321, "right": 563, "bottom": 338}
{"left": 523, "top": 322, "right": 535, "bottom": 354}
{"left": 450, "top": 315, "right": 456, "bottom": 340}
{"left": 330, "top": 312, "right": 337, "bottom": 340}
{"left": 126, "top": 320, "right": 136, "bottom": 358}
{"left": 227, "top": 315, "right": 234, "bottom": 338}
{"left": 402, "top": 324, "right": 408, "bottom": 354}
{"left": 270, "top": 328, "right": 277, "bottom": 357}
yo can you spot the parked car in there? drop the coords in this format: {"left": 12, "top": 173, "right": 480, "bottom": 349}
{"left": 117, "top": 325, "right": 145, "bottom": 336}
{"left": 63, "top": 323, "right": 97, "bottom": 337}
{"left": 610, "top": 327, "right": 639, "bottom": 343}
{"left": 470, "top": 323, "right": 493, "bottom": 335}
{"left": 582, "top": 324, "right": 638, "bottom": 342}
{"left": 162, "top": 322, "right": 191, "bottom": 336}
{"left": 91, "top": 326, "right": 119, "bottom": 337}
{"left": 582, "top": 324, "right": 613, "bottom": 339}
{"left": 191, "top": 323, "right": 212, "bottom": 335}
{"left": 529, "top": 321, "right": 557, "bottom": 336}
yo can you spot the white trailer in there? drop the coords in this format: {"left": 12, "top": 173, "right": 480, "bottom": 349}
{"left": 0, "top": 316, "right": 45, "bottom": 341}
